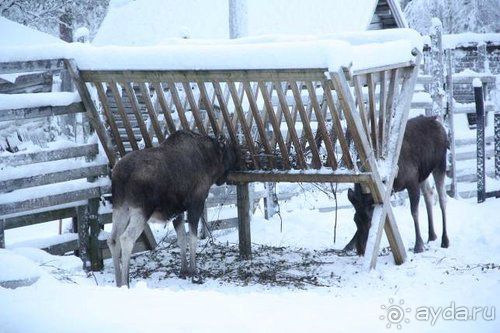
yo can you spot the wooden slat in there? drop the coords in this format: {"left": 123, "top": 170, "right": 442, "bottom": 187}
{"left": 286, "top": 103, "right": 299, "bottom": 150}
{"left": 367, "top": 73, "right": 378, "bottom": 157}
{"left": 108, "top": 81, "right": 139, "bottom": 150}
{"left": 289, "top": 80, "right": 322, "bottom": 168}
{"left": 243, "top": 81, "right": 275, "bottom": 168}
{"left": 4, "top": 207, "right": 78, "bottom": 230}
{"left": 138, "top": 82, "right": 165, "bottom": 142}
{"left": 95, "top": 82, "right": 126, "bottom": 156}
{"left": 274, "top": 81, "right": 306, "bottom": 169}
{"left": 258, "top": 81, "right": 291, "bottom": 169}
{"left": 0, "top": 144, "right": 98, "bottom": 167}
{"left": 383, "top": 68, "right": 399, "bottom": 158}
{"left": 378, "top": 71, "right": 388, "bottom": 158}
{"left": 64, "top": 60, "right": 116, "bottom": 165}
{"left": 0, "top": 103, "right": 84, "bottom": 121}
{"left": 196, "top": 81, "right": 221, "bottom": 136}
{"left": 230, "top": 83, "right": 245, "bottom": 131}
{"left": 0, "top": 185, "right": 110, "bottom": 216}
{"left": 182, "top": 81, "right": 206, "bottom": 135}
{"left": 245, "top": 82, "right": 259, "bottom": 130}
{"left": 152, "top": 82, "right": 177, "bottom": 134}
{"left": 0, "top": 59, "right": 65, "bottom": 74}
{"left": 227, "top": 170, "right": 372, "bottom": 183}
{"left": 212, "top": 81, "right": 238, "bottom": 146}
{"left": 122, "top": 82, "right": 153, "bottom": 148}
{"left": 166, "top": 80, "right": 190, "bottom": 130}
{"left": 227, "top": 81, "right": 259, "bottom": 169}
{"left": 0, "top": 164, "right": 108, "bottom": 193}
{"left": 80, "top": 68, "right": 328, "bottom": 83}
{"left": 305, "top": 81, "right": 337, "bottom": 169}
{"left": 321, "top": 80, "right": 354, "bottom": 169}
{"left": 352, "top": 61, "right": 414, "bottom": 77}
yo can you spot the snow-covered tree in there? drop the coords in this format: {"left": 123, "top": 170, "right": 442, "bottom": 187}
{"left": 404, "top": 0, "right": 500, "bottom": 34}
{"left": 0, "top": 0, "right": 109, "bottom": 41}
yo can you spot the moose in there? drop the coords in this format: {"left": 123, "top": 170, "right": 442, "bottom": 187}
{"left": 346, "top": 116, "right": 449, "bottom": 255}
{"left": 107, "top": 130, "right": 238, "bottom": 287}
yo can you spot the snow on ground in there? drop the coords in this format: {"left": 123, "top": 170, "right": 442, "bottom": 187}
{"left": 1, "top": 187, "right": 499, "bottom": 333}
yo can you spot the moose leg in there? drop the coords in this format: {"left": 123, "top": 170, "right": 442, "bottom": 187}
{"left": 187, "top": 202, "right": 204, "bottom": 281}
{"left": 173, "top": 215, "right": 188, "bottom": 277}
{"left": 119, "top": 207, "right": 146, "bottom": 288}
{"left": 108, "top": 204, "right": 129, "bottom": 287}
{"left": 433, "top": 169, "right": 449, "bottom": 248}
{"left": 408, "top": 185, "right": 424, "bottom": 253}
{"left": 420, "top": 180, "right": 437, "bottom": 242}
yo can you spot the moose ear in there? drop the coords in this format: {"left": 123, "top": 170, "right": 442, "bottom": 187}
{"left": 347, "top": 188, "right": 356, "bottom": 204}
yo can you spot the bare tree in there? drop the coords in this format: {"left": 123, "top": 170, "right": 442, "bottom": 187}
{"left": 404, "top": 0, "right": 500, "bottom": 34}
{"left": 0, "top": 0, "right": 109, "bottom": 41}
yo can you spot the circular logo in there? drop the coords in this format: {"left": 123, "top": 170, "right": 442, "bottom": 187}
{"left": 380, "top": 298, "right": 411, "bottom": 329}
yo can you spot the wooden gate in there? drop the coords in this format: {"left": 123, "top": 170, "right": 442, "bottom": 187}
{"left": 72, "top": 50, "right": 421, "bottom": 269}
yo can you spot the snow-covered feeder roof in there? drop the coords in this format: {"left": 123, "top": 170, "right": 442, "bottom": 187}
{"left": 77, "top": 29, "right": 422, "bottom": 73}
{"left": 0, "top": 17, "right": 65, "bottom": 47}
{"left": 94, "top": 0, "right": 384, "bottom": 46}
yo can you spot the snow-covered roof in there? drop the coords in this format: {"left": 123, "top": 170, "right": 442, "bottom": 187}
{"left": 93, "top": 0, "right": 381, "bottom": 46}
{"left": 0, "top": 17, "right": 65, "bottom": 47}
{"left": 0, "top": 28, "right": 422, "bottom": 73}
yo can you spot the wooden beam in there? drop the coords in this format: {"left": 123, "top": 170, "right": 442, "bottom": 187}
{"left": 79, "top": 69, "right": 328, "bottom": 83}
{"left": 0, "top": 59, "right": 65, "bottom": 74}
{"left": 0, "top": 103, "right": 84, "bottom": 121}
{"left": 0, "top": 185, "right": 110, "bottom": 216}
{"left": 1, "top": 144, "right": 98, "bottom": 167}
{"left": 227, "top": 170, "right": 372, "bottom": 183}
{"left": 0, "top": 164, "right": 108, "bottom": 193}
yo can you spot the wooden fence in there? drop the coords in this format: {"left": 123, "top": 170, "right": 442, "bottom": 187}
{"left": 0, "top": 59, "right": 155, "bottom": 271}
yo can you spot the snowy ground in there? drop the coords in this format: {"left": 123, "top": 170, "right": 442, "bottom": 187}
{"left": 1, "top": 187, "right": 499, "bottom": 333}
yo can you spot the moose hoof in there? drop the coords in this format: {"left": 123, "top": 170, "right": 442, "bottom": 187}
{"left": 428, "top": 233, "right": 437, "bottom": 242}
{"left": 414, "top": 243, "right": 424, "bottom": 253}
{"left": 441, "top": 237, "right": 449, "bottom": 248}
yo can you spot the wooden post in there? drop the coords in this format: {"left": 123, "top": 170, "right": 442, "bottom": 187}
{"left": 77, "top": 205, "right": 90, "bottom": 270}
{"left": 445, "top": 50, "right": 458, "bottom": 198}
{"left": 495, "top": 111, "right": 500, "bottom": 179}
{"left": 228, "top": 0, "right": 248, "bottom": 39}
{"left": 88, "top": 198, "right": 103, "bottom": 271}
{"left": 199, "top": 206, "right": 209, "bottom": 240}
{"left": 263, "top": 182, "right": 278, "bottom": 219}
{"left": 0, "top": 219, "right": 5, "bottom": 248}
{"left": 478, "top": 43, "right": 489, "bottom": 74}
{"left": 474, "top": 80, "right": 486, "bottom": 203}
{"left": 237, "top": 182, "right": 252, "bottom": 259}
{"left": 430, "top": 18, "right": 445, "bottom": 120}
